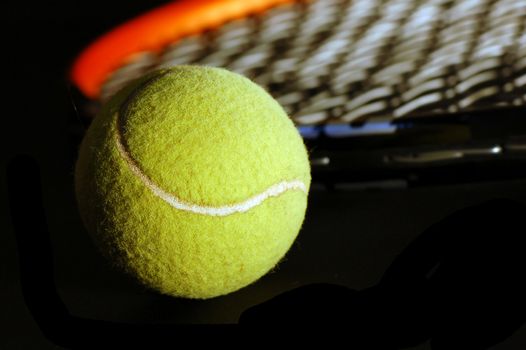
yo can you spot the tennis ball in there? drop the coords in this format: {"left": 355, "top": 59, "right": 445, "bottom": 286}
{"left": 75, "top": 66, "right": 311, "bottom": 299}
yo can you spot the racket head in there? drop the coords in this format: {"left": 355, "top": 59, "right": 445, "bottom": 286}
{"left": 71, "top": 0, "right": 526, "bottom": 124}
{"left": 68, "top": 0, "right": 526, "bottom": 186}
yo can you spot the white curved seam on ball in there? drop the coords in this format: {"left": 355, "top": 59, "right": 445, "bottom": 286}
{"left": 114, "top": 116, "right": 307, "bottom": 216}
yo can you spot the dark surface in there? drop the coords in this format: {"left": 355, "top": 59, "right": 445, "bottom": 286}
{"left": 2, "top": 1, "right": 526, "bottom": 349}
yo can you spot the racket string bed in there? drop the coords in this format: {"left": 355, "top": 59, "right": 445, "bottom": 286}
{"left": 99, "top": 0, "right": 526, "bottom": 125}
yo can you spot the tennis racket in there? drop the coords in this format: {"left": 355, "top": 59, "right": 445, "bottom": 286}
{"left": 69, "top": 0, "right": 526, "bottom": 188}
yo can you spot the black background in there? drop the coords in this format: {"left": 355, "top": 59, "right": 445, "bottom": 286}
{"left": 2, "top": 1, "right": 526, "bottom": 348}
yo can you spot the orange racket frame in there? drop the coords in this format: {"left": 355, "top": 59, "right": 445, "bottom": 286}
{"left": 70, "top": 0, "right": 295, "bottom": 99}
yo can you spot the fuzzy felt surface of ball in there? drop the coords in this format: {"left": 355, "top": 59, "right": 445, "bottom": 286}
{"left": 75, "top": 66, "right": 311, "bottom": 299}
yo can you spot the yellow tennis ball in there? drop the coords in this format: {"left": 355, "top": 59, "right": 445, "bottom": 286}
{"left": 75, "top": 66, "right": 311, "bottom": 299}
